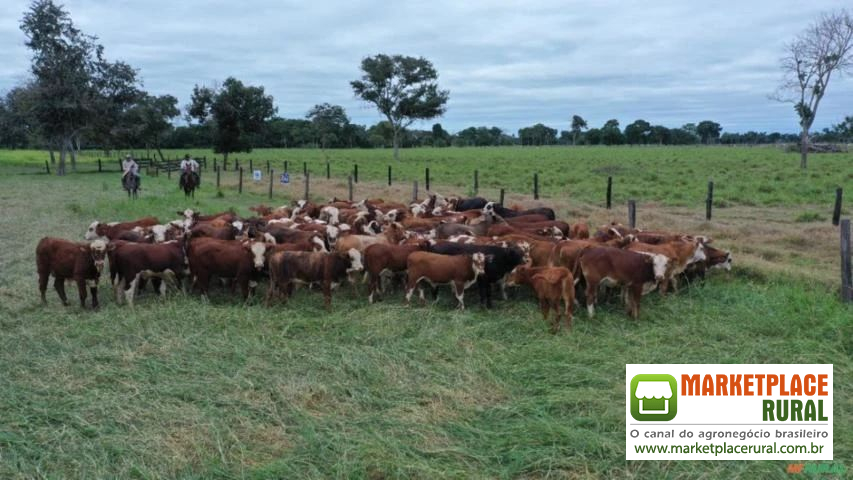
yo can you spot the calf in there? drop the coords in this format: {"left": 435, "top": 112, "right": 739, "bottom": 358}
{"left": 428, "top": 242, "right": 525, "bottom": 305}
{"left": 85, "top": 216, "right": 160, "bottom": 240}
{"left": 578, "top": 247, "right": 668, "bottom": 319}
{"left": 363, "top": 241, "right": 429, "bottom": 303}
{"left": 266, "top": 249, "right": 364, "bottom": 309}
{"left": 506, "top": 265, "right": 575, "bottom": 333}
{"left": 110, "top": 241, "right": 188, "bottom": 306}
{"left": 187, "top": 238, "right": 270, "bottom": 300}
{"left": 405, "top": 251, "right": 486, "bottom": 309}
{"left": 36, "top": 237, "right": 108, "bottom": 309}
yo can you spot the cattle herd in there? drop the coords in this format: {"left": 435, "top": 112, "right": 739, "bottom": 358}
{"left": 36, "top": 194, "right": 732, "bottom": 332}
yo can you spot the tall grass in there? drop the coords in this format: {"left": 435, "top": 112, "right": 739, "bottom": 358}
{"left": 0, "top": 157, "right": 850, "bottom": 478}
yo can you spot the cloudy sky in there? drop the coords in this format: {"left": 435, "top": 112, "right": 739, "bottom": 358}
{"left": 1, "top": 0, "right": 851, "bottom": 134}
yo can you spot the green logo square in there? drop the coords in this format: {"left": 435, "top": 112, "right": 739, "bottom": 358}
{"left": 630, "top": 374, "right": 678, "bottom": 421}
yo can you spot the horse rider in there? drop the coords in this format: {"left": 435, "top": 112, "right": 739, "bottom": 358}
{"left": 121, "top": 154, "right": 140, "bottom": 187}
{"left": 180, "top": 154, "right": 200, "bottom": 187}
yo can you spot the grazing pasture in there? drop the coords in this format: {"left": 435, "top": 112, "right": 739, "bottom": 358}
{"left": 0, "top": 147, "right": 850, "bottom": 478}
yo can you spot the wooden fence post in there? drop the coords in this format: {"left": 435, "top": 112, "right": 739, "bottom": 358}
{"left": 98, "top": 158, "right": 102, "bottom": 172}
{"left": 268, "top": 169, "right": 274, "bottom": 199}
{"left": 388, "top": 165, "right": 392, "bottom": 186}
{"left": 284, "top": 160, "right": 288, "bottom": 173}
{"left": 238, "top": 167, "right": 243, "bottom": 194}
{"left": 533, "top": 173, "right": 539, "bottom": 200}
{"left": 425, "top": 168, "right": 430, "bottom": 191}
{"left": 304, "top": 172, "right": 310, "bottom": 200}
{"left": 474, "top": 170, "right": 479, "bottom": 195}
{"left": 412, "top": 180, "right": 418, "bottom": 203}
{"left": 214, "top": 158, "right": 218, "bottom": 171}
{"left": 706, "top": 180, "right": 714, "bottom": 221}
{"left": 216, "top": 166, "right": 220, "bottom": 189}
{"left": 841, "top": 218, "right": 851, "bottom": 303}
{"left": 606, "top": 176, "right": 612, "bottom": 209}
{"left": 348, "top": 175, "right": 354, "bottom": 202}
{"left": 249, "top": 159, "right": 253, "bottom": 173}
{"left": 326, "top": 162, "right": 330, "bottom": 179}
{"left": 266, "top": 160, "right": 270, "bottom": 173}
{"left": 832, "top": 188, "right": 843, "bottom": 226}
{"left": 628, "top": 200, "right": 637, "bottom": 228}
{"left": 354, "top": 164, "right": 358, "bottom": 183}
{"left": 303, "top": 162, "right": 307, "bottom": 176}
{"left": 499, "top": 188, "right": 505, "bottom": 206}
{"left": 235, "top": 158, "right": 240, "bottom": 171}
{"left": 45, "top": 160, "right": 50, "bottom": 175}
{"left": 167, "top": 168, "right": 171, "bottom": 180}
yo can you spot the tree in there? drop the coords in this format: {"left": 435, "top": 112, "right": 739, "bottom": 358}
{"left": 601, "top": 119, "right": 624, "bottom": 145}
{"left": 125, "top": 94, "right": 180, "bottom": 160}
{"left": 624, "top": 119, "right": 652, "bottom": 144}
{"left": 351, "top": 54, "right": 449, "bottom": 161}
{"left": 188, "top": 77, "right": 276, "bottom": 164}
{"left": 773, "top": 9, "right": 853, "bottom": 168}
{"left": 570, "top": 115, "right": 587, "bottom": 145}
{"left": 20, "top": 0, "right": 140, "bottom": 174}
{"left": 306, "top": 103, "right": 349, "bottom": 154}
{"left": 518, "top": 123, "right": 558, "bottom": 146}
{"left": 431, "top": 123, "right": 449, "bottom": 147}
{"left": 649, "top": 125, "right": 670, "bottom": 145}
{"left": 696, "top": 120, "right": 722, "bottom": 144}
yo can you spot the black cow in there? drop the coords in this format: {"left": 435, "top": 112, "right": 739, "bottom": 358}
{"left": 451, "top": 196, "right": 489, "bottom": 211}
{"left": 486, "top": 202, "right": 556, "bottom": 221}
{"left": 427, "top": 242, "right": 525, "bottom": 308}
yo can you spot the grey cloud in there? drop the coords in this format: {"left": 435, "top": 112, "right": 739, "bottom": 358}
{"left": 1, "top": 0, "right": 851, "bottom": 134}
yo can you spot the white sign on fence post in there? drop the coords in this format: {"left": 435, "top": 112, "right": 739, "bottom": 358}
{"left": 253, "top": 170, "right": 262, "bottom": 182}
{"left": 280, "top": 172, "right": 290, "bottom": 184}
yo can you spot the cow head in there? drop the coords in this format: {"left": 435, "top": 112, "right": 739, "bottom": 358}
{"left": 483, "top": 202, "right": 496, "bottom": 215}
{"left": 707, "top": 246, "right": 732, "bottom": 271}
{"left": 245, "top": 240, "right": 270, "bottom": 270}
{"left": 410, "top": 203, "right": 425, "bottom": 217}
{"left": 345, "top": 248, "right": 364, "bottom": 273}
{"left": 384, "top": 209, "right": 399, "bottom": 223}
{"left": 689, "top": 242, "right": 707, "bottom": 265}
{"left": 649, "top": 253, "right": 669, "bottom": 282}
{"left": 177, "top": 209, "right": 197, "bottom": 226}
{"left": 86, "top": 239, "right": 109, "bottom": 273}
{"left": 85, "top": 221, "right": 101, "bottom": 240}
{"left": 312, "top": 235, "right": 329, "bottom": 253}
{"left": 505, "top": 264, "right": 529, "bottom": 287}
{"left": 471, "top": 253, "right": 487, "bottom": 276}
{"left": 149, "top": 224, "right": 168, "bottom": 243}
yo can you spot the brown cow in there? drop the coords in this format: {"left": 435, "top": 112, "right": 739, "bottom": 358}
{"left": 684, "top": 244, "right": 732, "bottom": 280}
{"left": 187, "top": 238, "right": 271, "bottom": 300}
{"left": 110, "top": 240, "right": 188, "bottom": 306}
{"left": 578, "top": 247, "right": 668, "bottom": 319}
{"left": 363, "top": 241, "right": 429, "bottom": 303}
{"left": 404, "top": 251, "right": 486, "bottom": 309}
{"left": 506, "top": 265, "right": 575, "bottom": 332}
{"left": 36, "top": 237, "right": 108, "bottom": 309}
{"left": 266, "top": 249, "right": 364, "bottom": 309}
{"left": 85, "top": 216, "right": 160, "bottom": 240}
{"left": 626, "top": 240, "right": 706, "bottom": 293}
{"left": 189, "top": 223, "right": 238, "bottom": 240}
{"left": 570, "top": 222, "right": 590, "bottom": 239}
{"left": 335, "top": 223, "right": 406, "bottom": 253}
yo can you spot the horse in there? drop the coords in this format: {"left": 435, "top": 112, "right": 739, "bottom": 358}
{"left": 180, "top": 170, "right": 198, "bottom": 198}
{"left": 122, "top": 174, "right": 139, "bottom": 200}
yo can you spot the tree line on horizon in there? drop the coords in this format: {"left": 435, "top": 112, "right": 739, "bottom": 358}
{"left": 0, "top": 1, "right": 849, "bottom": 173}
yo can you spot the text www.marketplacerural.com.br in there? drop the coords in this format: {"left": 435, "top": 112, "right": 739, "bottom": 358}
{"left": 634, "top": 442, "right": 825, "bottom": 457}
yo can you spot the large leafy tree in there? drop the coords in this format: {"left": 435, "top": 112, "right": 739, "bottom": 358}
{"left": 570, "top": 115, "right": 587, "bottom": 145}
{"left": 624, "top": 119, "right": 652, "bottom": 144}
{"left": 20, "top": 0, "right": 140, "bottom": 175}
{"left": 351, "top": 54, "right": 449, "bottom": 161}
{"left": 696, "top": 120, "right": 722, "bottom": 144}
{"left": 773, "top": 9, "right": 853, "bottom": 168}
{"left": 123, "top": 94, "right": 180, "bottom": 160}
{"left": 306, "top": 103, "right": 349, "bottom": 153}
{"left": 601, "top": 119, "right": 624, "bottom": 145}
{"left": 188, "top": 77, "right": 276, "bottom": 164}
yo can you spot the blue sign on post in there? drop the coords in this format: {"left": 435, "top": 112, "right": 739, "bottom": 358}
{"left": 280, "top": 172, "right": 290, "bottom": 184}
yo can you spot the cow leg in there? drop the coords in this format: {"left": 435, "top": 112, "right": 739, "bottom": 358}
{"left": 89, "top": 283, "right": 99, "bottom": 310}
{"left": 368, "top": 272, "right": 379, "bottom": 304}
{"left": 585, "top": 280, "right": 598, "bottom": 318}
{"left": 125, "top": 273, "right": 140, "bottom": 307}
{"left": 453, "top": 281, "right": 465, "bottom": 310}
{"left": 54, "top": 277, "right": 68, "bottom": 306}
{"left": 323, "top": 281, "right": 332, "bottom": 310}
{"left": 629, "top": 284, "right": 643, "bottom": 319}
{"left": 670, "top": 276, "right": 679, "bottom": 293}
{"left": 38, "top": 272, "right": 49, "bottom": 304}
{"left": 265, "top": 281, "right": 277, "bottom": 306}
{"left": 76, "top": 278, "right": 88, "bottom": 308}
{"left": 499, "top": 279, "right": 508, "bottom": 301}
{"left": 114, "top": 277, "right": 125, "bottom": 304}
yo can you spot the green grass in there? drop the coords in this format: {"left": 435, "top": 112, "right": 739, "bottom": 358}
{"left": 0, "top": 153, "right": 851, "bottom": 478}
{"left": 2, "top": 145, "right": 851, "bottom": 208}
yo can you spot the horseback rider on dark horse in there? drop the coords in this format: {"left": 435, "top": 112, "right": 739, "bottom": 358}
{"left": 179, "top": 154, "right": 200, "bottom": 197}
{"left": 121, "top": 154, "right": 140, "bottom": 199}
